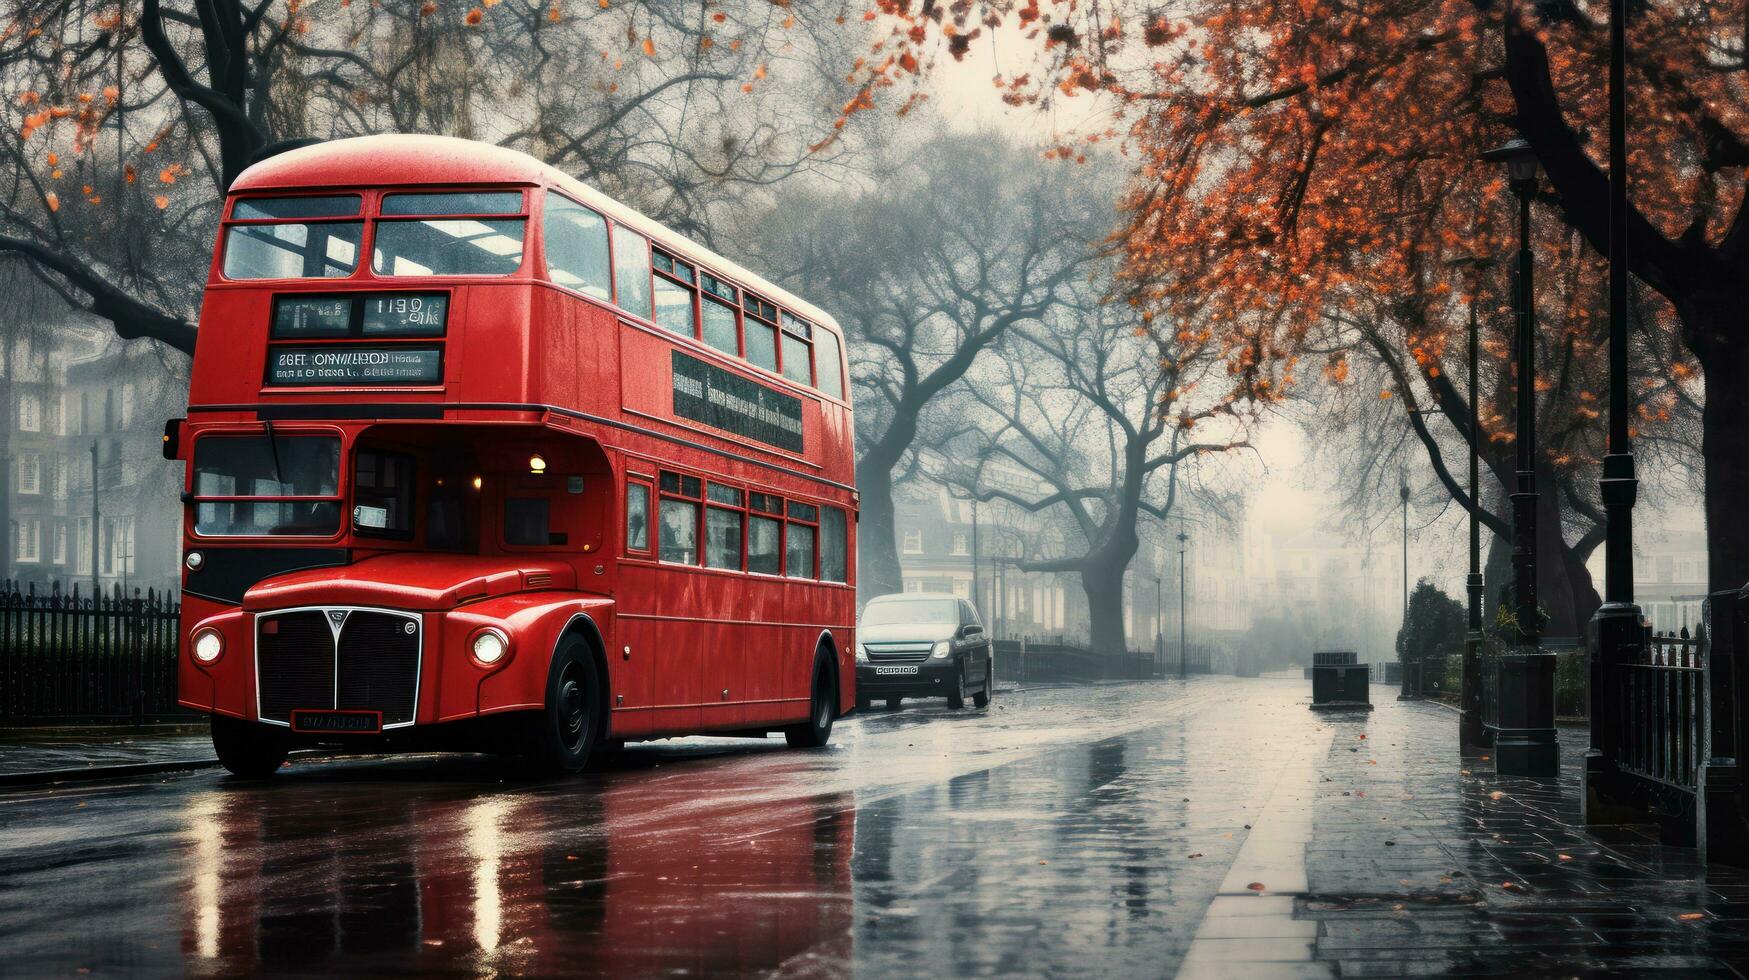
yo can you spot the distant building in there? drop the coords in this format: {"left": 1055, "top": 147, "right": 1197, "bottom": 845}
{"left": 890, "top": 484, "right": 1075, "bottom": 640}
{"left": 2, "top": 316, "right": 183, "bottom": 596}
{"left": 1632, "top": 515, "right": 1708, "bottom": 634}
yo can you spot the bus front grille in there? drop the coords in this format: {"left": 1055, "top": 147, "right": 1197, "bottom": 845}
{"left": 336, "top": 612, "right": 420, "bottom": 725}
{"left": 256, "top": 608, "right": 421, "bottom": 727}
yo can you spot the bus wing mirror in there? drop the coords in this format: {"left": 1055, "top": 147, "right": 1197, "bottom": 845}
{"left": 162, "top": 418, "right": 184, "bottom": 461}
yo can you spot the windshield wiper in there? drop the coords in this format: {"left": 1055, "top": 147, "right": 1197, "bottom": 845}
{"left": 262, "top": 418, "right": 285, "bottom": 487}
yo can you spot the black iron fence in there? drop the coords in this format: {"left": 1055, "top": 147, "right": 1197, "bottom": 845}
{"left": 993, "top": 636, "right": 1206, "bottom": 685}
{"left": 0, "top": 582, "right": 189, "bottom": 726}
{"left": 1606, "top": 627, "right": 1706, "bottom": 792}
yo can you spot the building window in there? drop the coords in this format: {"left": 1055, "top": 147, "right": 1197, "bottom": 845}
{"left": 101, "top": 516, "right": 133, "bottom": 577}
{"left": 904, "top": 579, "right": 924, "bottom": 594}
{"left": 17, "top": 453, "right": 41, "bottom": 495}
{"left": 17, "top": 391, "right": 40, "bottom": 432}
{"left": 53, "top": 456, "right": 68, "bottom": 501}
{"left": 951, "top": 532, "right": 969, "bottom": 556}
{"left": 14, "top": 518, "right": 41, "bottom": 563}
{"left": 902, "top": 527, "right": 923, "bottom": 554}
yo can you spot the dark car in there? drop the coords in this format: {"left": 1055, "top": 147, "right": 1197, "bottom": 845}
{"left": 855, "top": 593, "right": 995, "bottom": 712}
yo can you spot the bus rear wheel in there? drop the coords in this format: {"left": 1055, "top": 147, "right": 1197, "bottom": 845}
{"left": 525, "top": 635, "right": 603, "bottom": 774}
{"left": 785, "top": 650, "right": 836, "bottom": 749}
{"left": 211, "top": 715, "right": 291, "bottom": 778}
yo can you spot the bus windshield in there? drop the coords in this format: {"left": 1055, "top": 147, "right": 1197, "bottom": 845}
{"left": 192, "top": 435, "right": 342, "bottom": 537}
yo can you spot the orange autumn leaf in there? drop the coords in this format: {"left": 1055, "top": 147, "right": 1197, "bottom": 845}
{"left": 465, "top": 7, "right": 483, "bottom": 24}
{"left": 642, "top": 37, "right": 655, "bottom": 57}
{"left": 44, "top": 191, "right": 59, "bottom": 211}
{"left": 154, "top": 194, "right": 169, "bottom": 209}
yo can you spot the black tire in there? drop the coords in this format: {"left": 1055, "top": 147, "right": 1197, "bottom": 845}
{"left": 886, "top": 697, "right": 903, "bottom": 711}
{"left": 973, "top": 660, "right": 992, "bottom": 709}
{"left": 785, "top": 650, "right": 836, "bottom": 748}
{"left": 525, "top": 634, "right": 603, "bottom": 774}
{"left": 947, "top": 661, "right": 967, "bottom": 709}
{"left": 211, "top": 715, "right": 291, "bottom": 778}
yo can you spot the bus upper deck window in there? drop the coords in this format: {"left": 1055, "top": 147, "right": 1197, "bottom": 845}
{"left": 543, "top": 193, "right": 611, "bottom": 300}
{"left": 374, "top": 191, "right": 526, "bottom": 277}
{"left": 612, "top": 225, "right": 653, "bottom": 319}
{"left": 223, "top": 194, "right": 364, "bottom": 280}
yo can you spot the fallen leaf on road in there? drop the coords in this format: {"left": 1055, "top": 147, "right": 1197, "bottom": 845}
{"left": 1557, "top": 854, "right": 1573, "bottom": 862}
{"left": 1356, "top": 791, "right": 1367, "bottom": 798}
{"left": 1188, "top": 853, "right": 1203, "bottom": 859}
{"left": 1679, "top": 912, "right": 1706, "bottom": 920}
{"left": 1501, "top": 882, "right": 1521, "bottom": 891}
{"left": 1247, "top": 882, "right": 1266, "bottom": 892}
{"left": 1489, "top": 791, "right": 1506, "bottom": 800}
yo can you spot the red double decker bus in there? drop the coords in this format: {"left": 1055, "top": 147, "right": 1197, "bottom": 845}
{"left": 166, "top": 135, "right": 856, "bottom": 775}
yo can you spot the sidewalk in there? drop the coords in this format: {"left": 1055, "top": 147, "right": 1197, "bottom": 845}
{"left": 0, "top": 726, "right": 214, "bottom": 781}
{"left": 1183, "top": 687, "right": 1749, "bottom": 977}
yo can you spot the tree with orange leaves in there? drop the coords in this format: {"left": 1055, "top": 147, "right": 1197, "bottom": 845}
{"left": 864, "top": 0, "right": 1742, "bottom": 592}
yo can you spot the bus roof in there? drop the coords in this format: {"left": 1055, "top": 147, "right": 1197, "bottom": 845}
{"left": 231, "top": 134, "right": 841, "bottom": 335}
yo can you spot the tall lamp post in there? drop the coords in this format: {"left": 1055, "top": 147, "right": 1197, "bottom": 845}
{"left": 1177, "top": 530, "right": 1189, "bottom": 680}
{"left": 1398, "top": 483, "right": 1416, "bottom": 700}
{"left": 1584, "top": 0, "right": 1644, "bottom": 823}
{"left": 1154, "top": 571, "right": 1165, "bottom": 674}
{"left": 1481, "top": 136, "right": 1557, "bottom": 777}
{"left": 1462, "top": 296, "right": 1488, "bottom": 748}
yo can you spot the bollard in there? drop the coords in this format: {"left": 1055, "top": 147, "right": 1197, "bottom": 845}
{"left": 1495, "top": 645, "right": 1558, "bottom": 777}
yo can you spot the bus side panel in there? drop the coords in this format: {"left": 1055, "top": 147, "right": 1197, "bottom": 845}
{"left": 618, "top": 562, "right": 702, "bottom": 735}
{"left": 448, "top": 286, "right": 534, "bottom": 407}
{"left": 540, "top": 290, "right": 621, "bottom": 421}
{"left": 740, "top": 577, "right": 795, "bottom": 727}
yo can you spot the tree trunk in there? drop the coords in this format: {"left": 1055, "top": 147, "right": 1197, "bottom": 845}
{"left": 1689, "top": 297, "right": 1749, "bottom": 594}
{"left": 855, "top": 464, "right": 902, "bottom": 601}
{"left": 1081, "top": 557, "right": 1130, "bottom": 658}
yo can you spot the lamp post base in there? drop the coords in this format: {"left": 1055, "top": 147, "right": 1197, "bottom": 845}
{"left": 1585, "top": 602, "right": 1645, "bottom": 824}
{"left": 1495, "top": 646, "right": 1558, "bottom": 778}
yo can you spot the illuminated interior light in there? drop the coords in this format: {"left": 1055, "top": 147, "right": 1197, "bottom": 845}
{"left": 471, "top": 476, "right": 483, "bottom": 491}
{"left": 528, "top": 455, "right": 547, "bottom": 473}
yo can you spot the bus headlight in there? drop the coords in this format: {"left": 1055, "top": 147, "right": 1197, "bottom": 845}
{"left": 471, "top": 628, "right": 510, "bottom": 667}
{"left": 184, "top": 551, "right": 204, "bottom": 571}
{"left": 931, "top": 640, "right": 951, "bottom": 659}
{"left": 192, "top": 628, "right": 224, "bottom": 665}
{"left": 855, "top": 643, "right": 869, "bottom": 663}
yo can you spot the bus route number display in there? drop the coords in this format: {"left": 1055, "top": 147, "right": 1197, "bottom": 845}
{"left": 266, "top": 346, "right": 443, "bottom": 386}
{"left": 362, "top": 294, "right": 448, "bottom": 336}
{"left": 672, "top": 351, "right": 804, "bottom": 453}
{"left": 272, "top": 296, "right": 353, "bottom": 337}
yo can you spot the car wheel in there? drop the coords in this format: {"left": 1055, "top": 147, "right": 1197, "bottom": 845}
{"left": 886, "top": 697, "right": 903, "bottom": 711}
{"left": 211, "top": 715, "right": 291, "bottom": 778}
{"left": 785, "top": 649, "right": 836, "bottom": 748}
{"left": 947, "top": 661, "right": 966, "bottom": 709}
{"left": 973, "top": 660, "right": 992, "bottom": 709}
{"left": 525, "top": 634, "right": 602, "bottom": 774}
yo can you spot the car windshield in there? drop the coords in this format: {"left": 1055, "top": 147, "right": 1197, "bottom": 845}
{"left": 860, "top": 599, "right": 958, "bottom": 627}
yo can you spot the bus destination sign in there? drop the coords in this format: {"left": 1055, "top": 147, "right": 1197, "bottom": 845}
{"left": 272, "top": 296, "right": 353, "bottom": 337}
{"left": 362, "top": 294, "right": 448, "bottom": 336}
{"left": 266, "top": 345, "right": 443, "bottom": 387}
{"left": 271, "top": 293, "right": 448, "bottom": 339}
{"left": 672, "top": 351, "right": 804, "bottom": 453}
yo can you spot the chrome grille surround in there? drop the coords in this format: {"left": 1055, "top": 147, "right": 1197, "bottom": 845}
{"left": 255, "top": 605, "right": 423, "bottom": 729}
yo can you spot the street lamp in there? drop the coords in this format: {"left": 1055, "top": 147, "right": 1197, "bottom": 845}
{"left": 1463, "top": 296, "right": 1488, "bottom": 748}
{"left": 1585, "top": 0, "right": 1644, "bottom": 824}
{"left": 1177, "top": 530, "right": 1189, "bottom": 681}
{"left": 1481, "top": 135, "right": 1557, "bottom": 777}
{"left": 1398, "top": 483, "right": 1415, "bottom": 700}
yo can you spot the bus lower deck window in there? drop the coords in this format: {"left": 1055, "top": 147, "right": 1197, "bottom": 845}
{"left": 747, "top": 515, "right": 782, "bottom": 575}
{"left": 625, "top": 483, "right": 650, "bottom": 552}
{"left": 504, "top": 497, "right": 551, "bottom": 546}
{"left": 705, "top": 507, "right": 743, "bottom": 570}
{"left": 659, "top": 498, "right": 698, "bottom": 564}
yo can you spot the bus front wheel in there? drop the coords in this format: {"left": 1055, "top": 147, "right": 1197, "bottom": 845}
{"left": 211, "top": 715, "right": 291, "bottom": 778}
{"left": 525, "top": 635, "right": 603, "bottom": 774}
{"left": 785, "top": 650, "right": 836, "bottom": 749}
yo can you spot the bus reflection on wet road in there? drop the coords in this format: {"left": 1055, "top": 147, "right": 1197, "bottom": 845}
{"left": 1, "top": 682, "right": 1270, "bottom": 977}
{"left": 175, "top": 752, "right": 856, "bottom": 978}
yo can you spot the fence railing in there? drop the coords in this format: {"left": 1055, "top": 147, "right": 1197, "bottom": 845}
{"left": 0, "top": 582, "right": 188, "bottom": 726}
{"left": 994, "top": 636, "right": 1202, "bottom": 685}
{"left": 1608, "top": 627, "right": 1707, "bottom": 793}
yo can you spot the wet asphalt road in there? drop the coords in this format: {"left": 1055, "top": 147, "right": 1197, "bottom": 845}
{"left": 0, "top": 680, "right": 1318, "bottom": 978}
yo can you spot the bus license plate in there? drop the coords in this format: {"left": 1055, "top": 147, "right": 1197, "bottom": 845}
{"left": 290, "top": 710, "right": 383, "bottom": 734}
{"left": 874, "top": 666, "right": 918, "bottom": 675}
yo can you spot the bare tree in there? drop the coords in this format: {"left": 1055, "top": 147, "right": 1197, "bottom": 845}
{"left": 944, "top": 290, "right": 1250, "bottom": 656}
{"left": 0, "top": 0, "right": 867, "bottom": 354}
{"left": 761, "top": 131, "right": 1103, "bottom": 598}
